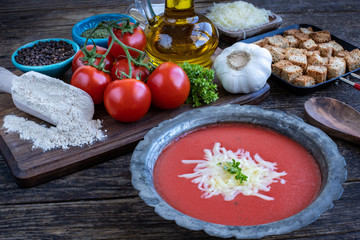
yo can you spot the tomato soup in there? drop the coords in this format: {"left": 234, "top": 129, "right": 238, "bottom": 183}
{"left": 153, "top": 123, "right": 322, "bottom": 226}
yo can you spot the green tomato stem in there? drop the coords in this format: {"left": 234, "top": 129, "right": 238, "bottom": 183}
{"left": 80, "top": 19, "right": 152, "bottom": 77}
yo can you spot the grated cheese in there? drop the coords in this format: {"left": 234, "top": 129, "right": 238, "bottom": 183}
{"left": 206, "top": 1, "right": 271, "bottom": 32}
{"left": 178, "top": 142, "right": 287, "bottom": 201}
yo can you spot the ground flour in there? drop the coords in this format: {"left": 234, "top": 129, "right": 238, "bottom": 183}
{"left": 2, "top": 71, "right": 106, "bottom": 151}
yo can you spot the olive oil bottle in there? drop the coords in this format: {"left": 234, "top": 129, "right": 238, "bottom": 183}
{"left": 141, "top": 0, "right": 219, "bottom": 67}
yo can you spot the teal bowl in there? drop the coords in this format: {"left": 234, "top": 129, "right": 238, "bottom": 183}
{"left": 72, "top": 13, "right": 136, "bottom": 48}
{"left": 11, "top": 38, "right": 79, "bottom": 77}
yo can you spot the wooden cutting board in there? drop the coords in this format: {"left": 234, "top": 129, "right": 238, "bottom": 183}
{"left": 0, "top": 68, "right": 270, "bottom": 187}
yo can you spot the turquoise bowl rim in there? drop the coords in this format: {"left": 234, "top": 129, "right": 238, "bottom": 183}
{"left": 11, "top": 38, "right": 80, "bottom": 77}
{"left": 71, "top": 13, "right": 136, "bottom": 48}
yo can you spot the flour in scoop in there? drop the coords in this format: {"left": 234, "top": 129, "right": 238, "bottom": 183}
{"left": 2, "top": 71, "right": 106, "bottom": 151}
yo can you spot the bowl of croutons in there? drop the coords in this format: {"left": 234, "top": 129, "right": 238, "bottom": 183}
{"left": 242, "top": 24, "right": 360, "bottom": 94}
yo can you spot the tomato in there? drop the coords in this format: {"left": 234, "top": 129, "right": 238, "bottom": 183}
{"left": 146, "top": 62, "right": 190, "bottom": 110}
{"left": 111, "top": 59, "right": 150, "bottom": 82}
{"left": 71, "top": 65, "right": 112, "bottom": 104}
{"left": 104, "top": 79, "right": 151, "bottom": 122}
{"left": 72, "top": 45, "right": 114, "bottom": 72}
{"left": 108, "top": 23, "right": 146, "bottom": 59}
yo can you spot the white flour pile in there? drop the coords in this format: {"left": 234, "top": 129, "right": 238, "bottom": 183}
{"left": 2, "top": 71, "right": 106, "bottom": 151}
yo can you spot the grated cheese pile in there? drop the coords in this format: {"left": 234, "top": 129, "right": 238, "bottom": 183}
{"left": 178, "top": 142, "right": 287, "bottom": 201}
{"left": 206, "top": 1, "right": 271, "bottom": 32}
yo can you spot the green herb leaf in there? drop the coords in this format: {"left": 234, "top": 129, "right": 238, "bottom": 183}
{"left": 81, "top": 28, "right": 110, "bottom": 39}
{"left": 180, "top": 62, "right": 219, "bottom": 107}
{"left": 221, "top": 159, "right": 248, "bottom": 184}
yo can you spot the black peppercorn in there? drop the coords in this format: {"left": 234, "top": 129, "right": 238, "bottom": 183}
{"left": 15, "top": 40, "right": 76, "bottom": 66}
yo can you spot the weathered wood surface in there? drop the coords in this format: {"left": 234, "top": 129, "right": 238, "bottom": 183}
{"left": 0, "top": 0, "right": 360, "bottom": 239}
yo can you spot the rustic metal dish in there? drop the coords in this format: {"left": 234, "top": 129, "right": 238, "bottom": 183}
{"left": 130, "top": 104, "right": 346, "bottom": 239}
{"left": 242, "top": 24, "right": 360, "bottom": 95}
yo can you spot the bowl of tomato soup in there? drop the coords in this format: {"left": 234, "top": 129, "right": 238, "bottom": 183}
{"left": 130, "top": 104, "right": 346, "bottom": 239}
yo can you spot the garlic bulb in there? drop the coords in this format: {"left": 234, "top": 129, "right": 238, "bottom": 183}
{"left": 214, "top": 42, "right": 272, "bottom": 94}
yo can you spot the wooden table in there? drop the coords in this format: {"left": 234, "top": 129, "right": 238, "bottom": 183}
{"left": 0, "top": 0, "right": 359, "bottom": 239}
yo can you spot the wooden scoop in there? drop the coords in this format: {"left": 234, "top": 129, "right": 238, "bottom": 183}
{"left": 304, "top": 97, "right": 360, "bottom": 145}
{"left": 0, "top": 67, "right": 94, "bottom": 126}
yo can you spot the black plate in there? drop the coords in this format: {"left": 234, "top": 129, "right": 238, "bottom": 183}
{"left": 241, "top": 24, "right": 360, "bottom": 95}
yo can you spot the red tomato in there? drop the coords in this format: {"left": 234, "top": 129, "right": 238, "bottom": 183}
{"left": 146, "top": 62, "right": 190, "bottom": 110}
{"left": 71, "top": 65, "right": 112, "bottom": 104}
{"left": 111, "top": 59, "right": 150, "bottom": 81}
{"left": 104, "top": 79, "right": 151, "bottom": 122}
{"left": 108, "top": 23, "right": 146, "bottom": 59}
{"left": 72, "top": 45, "right": 114, "bottom": 72}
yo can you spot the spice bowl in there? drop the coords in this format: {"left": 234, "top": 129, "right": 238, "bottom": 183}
{"left": 71, "top": 13, "right": 136, "bottom": 48}
{"left": 11, "top": 38, "right": 79, "bottom": 77}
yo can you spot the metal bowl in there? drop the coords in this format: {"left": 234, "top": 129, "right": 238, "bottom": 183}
{"left": 130, "top": 104, "right": 346, "bottom": 239}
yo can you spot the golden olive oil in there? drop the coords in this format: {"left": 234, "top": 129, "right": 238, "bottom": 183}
{"left": 145, "top": 0, "right": 219, "bottom": 67}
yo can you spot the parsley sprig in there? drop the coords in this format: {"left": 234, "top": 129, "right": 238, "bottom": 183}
{"left": 180, "top": 62, "right": 219, "bottom": 107}
{"left": 219, "top": 159, "right": 248, "bottom": 184}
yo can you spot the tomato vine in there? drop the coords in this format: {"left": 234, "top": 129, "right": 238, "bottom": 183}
{"left": 80, "top": 18, "right": 154, "bottom": 79}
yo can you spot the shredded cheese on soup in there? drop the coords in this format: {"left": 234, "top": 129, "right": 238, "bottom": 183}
{"left": 206, "top": 1, "right": 271, "bottom": 32}
{"left": 178, "top": 142, "right": 287, "bottom": 201}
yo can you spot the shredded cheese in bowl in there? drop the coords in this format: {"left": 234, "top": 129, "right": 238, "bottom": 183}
{"left": 178, "top": 142, "right": 287, "bottom": 201}
{"left": 206, "top": 1, "right": 271, "bottom": 32}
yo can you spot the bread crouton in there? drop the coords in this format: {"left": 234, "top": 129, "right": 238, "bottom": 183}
{"left": 310, "top": 31, "right": 331, "bottom": 43}
{"left": 300, "top": 39, "right": 318, "bottom": 51}
{"left": 319, "top": 42, "right": 333, "bottom": 58}
{"left": 345, "top": 48, "right": 360, "bottom": 71}
{"left": 272, "top": 60, "right": 293, "bottom": 76}
{"left": 306, "top": 50, "right": 321, "bottom": 58}
{"left": 336, "top": 50, "right": 349, "bottom": 58}
{"left": 283, "top": 29, "right": 300, "bottom": 36}
{"left": 253, "top": 38, "right": 268, "bottom": 47}
{"left": 294, "top": 32, "right": 311, "bottom": 42}
{"left": 285, "top": 35, "right": 300, "bottom": 48}
{"left": 266, "top": 35, "right": 290, "bottom": 48}
{"left": 327, "top": 57, "right": 346, "bottom": 79}
{"left": 300, "top": 27, "right": 314, "bottom": 34}
{"left": 306, "top": 65, "right": 327, "bottom": 84}
{"left": 286, "top": 53, "right": 307, "bottom": 72}
{"left": 263, "top": 45, "right": 285, "bottom": 63}
{"left": 351, "top": 48, "right": 360, "bottom": 61}
{"left": 292, "top": 75, "right": 315, "bottom": 87}
{"left": 307, "top": 53, "right": 328, "bottom": 65}
{"left": 270, "top": 46, "right": 286, "bottom": 62}
{"left": 285, "top": 47, "right": 307, "bottom": 58}
{"left": 328, "top": 40, "right": 344, "bottom": 56}
{"left": 281, "top": 65, "right": 303, "bottom": 83}
{"left": 271, "top": 45, "right": 286, "bottom": 54}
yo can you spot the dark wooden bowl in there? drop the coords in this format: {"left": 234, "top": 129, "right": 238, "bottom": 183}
{"left": 305, "top": 97, "right": 360, "bottom": 145}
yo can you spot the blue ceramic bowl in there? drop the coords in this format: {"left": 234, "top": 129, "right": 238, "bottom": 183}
{"left": 11, "top": 38, "right": 79, "bottom": 77}
{"left": 72, "top": 13, "right": 136, "bottom": 48}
